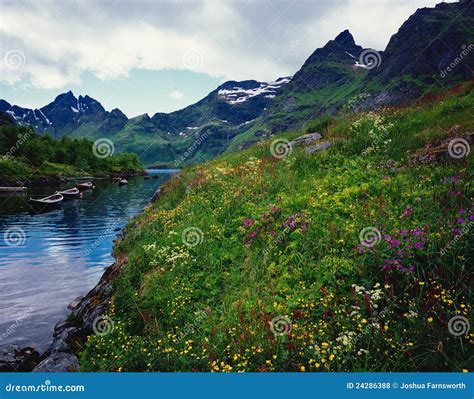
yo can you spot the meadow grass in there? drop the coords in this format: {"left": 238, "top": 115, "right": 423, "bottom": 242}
{"left": 80, "top": 83, "right": 473, "bottom": 372}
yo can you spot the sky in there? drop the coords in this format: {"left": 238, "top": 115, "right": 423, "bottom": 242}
{"left": 0, "top": 0, "right": 450, "bottom": 117}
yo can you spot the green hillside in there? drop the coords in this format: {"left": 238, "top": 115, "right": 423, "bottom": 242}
{"left": 79, "top": 82, "right": 473, "bottom": 372}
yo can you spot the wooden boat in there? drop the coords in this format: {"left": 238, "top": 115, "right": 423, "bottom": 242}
{"left": 58, "top": 187, "right": 82, "bottom": 199}
{"left": 29, "top": 193, "right": 63, "bottom": 208}
{"left": 75, "top": 181, "right": 94, "bottom": 191}
{"left": 0, "top": 186, "right": 27, "bottom": 192}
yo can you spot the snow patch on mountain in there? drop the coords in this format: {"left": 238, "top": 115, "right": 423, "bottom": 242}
{"left": 218, "top": 77, "right": 291, "bottom": 105}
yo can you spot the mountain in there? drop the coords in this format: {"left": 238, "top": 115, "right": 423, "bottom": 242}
{"left": 242, "top": 0, "right": 474, "bottom": 140}
{"left": 1, "top": 0, "right": 473, "bottom": 166}
{"left": 0, "top": 77, "right": 291, "bottom": 166}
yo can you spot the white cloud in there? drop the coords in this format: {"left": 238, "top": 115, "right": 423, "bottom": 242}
{"left": 168, "top": 90, "right": 184, "bottom": 99}
{"left": 0, "top": 0, "right": 448, "bottom": 90}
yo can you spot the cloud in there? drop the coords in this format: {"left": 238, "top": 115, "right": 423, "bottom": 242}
{"left": 0, "top": 0, "right": 447, "bottom": 90}
{"left": 168, "top": 90, "right": 184, "bottom": 99}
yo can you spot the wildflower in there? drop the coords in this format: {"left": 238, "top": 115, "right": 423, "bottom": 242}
{"left": 427, "top": 317, "right": 433, "bottom": 323}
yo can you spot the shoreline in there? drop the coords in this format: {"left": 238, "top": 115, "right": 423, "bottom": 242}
{"left": 0, "top": 183, "right": 164, "bottom": 372}
{"left": 1, "top": 171, "right": 146, "bottom": 189}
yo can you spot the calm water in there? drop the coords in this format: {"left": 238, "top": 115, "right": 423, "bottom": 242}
{"left": 0, "top": 170, "right": 177, "bottom": 352}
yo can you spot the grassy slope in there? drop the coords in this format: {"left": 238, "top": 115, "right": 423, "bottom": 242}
{"left": 80, "top": 83, "right": 473, "bottom": 372}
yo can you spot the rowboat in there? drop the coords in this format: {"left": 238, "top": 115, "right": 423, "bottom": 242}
{"left": 58, "top": 187, "right": 82, "bottom": 199}
{"left": 75, "top": 181, "right": 94, "bottom": 191}
{"left": 0, "top": 186, "right": 27, "bottom": 192}
{"left": 29, "top": 193, "right": 63, "bottom": 208}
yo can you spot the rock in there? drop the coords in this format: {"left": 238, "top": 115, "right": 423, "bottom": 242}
{"left": 306, "top": 142, "right": 332, "bottom": 154}
{"left": 151, "top": 187, "right": 161, "bottom": 202}
{"left": 33, "top": 352, "right": 79, "bottom": 372}
{"left": 0, "top": 346, "right": 40, "bottom": 372}
{"left": 289, "top": 132, "right": 322, "bottom": 147}
{"left": 68, "top": 297, "right": 83, "bottom": 310}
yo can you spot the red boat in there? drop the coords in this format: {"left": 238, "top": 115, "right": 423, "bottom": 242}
{"left": 75, "top": 181, "right": 94, "bottom": 191}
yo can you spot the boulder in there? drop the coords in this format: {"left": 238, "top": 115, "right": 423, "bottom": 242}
{"left": 0, "top": 346, "right": 40, "bottom": 372}
{"left": 289, "top": 132, "right": 322, "bottom": 147}
{"left": 33, "top": 352, "right": 79, "bottom": 372}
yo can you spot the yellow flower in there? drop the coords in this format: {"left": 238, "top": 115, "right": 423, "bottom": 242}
{"left": 329, "top": 354, "right": 335, "bottom": 361}
{"left": 462, "top": 369, "right": 468, "bottom": 373}
{"left": 361, "top": 319, "right": 367, "bottom": 324}
{"left": 300, "top": 366, "right": 306, "bottom": 372}
{"left": 427, "top": 317, "right": 433, "bottom": 323}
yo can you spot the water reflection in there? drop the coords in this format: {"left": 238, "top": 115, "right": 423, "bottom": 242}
{"left": 0, "top": 170, "right": 175, "bottom": 351}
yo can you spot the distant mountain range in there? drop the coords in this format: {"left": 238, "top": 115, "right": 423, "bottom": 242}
{"left": 1, "top": 0, "right": 473, "bottom": 166}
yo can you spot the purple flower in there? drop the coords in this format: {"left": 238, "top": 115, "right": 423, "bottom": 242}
{"left": 413, "top": 242, "right": 423, "bottom": 249}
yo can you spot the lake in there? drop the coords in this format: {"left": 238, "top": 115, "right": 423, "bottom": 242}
{"left": 0, "top": 170, "right": 177, "bottom": 352}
